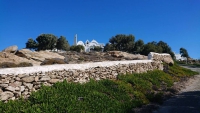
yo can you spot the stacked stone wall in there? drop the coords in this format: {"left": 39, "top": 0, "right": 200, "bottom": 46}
{"left": 148, "top": 52, "right": 174, "bottom": 65}
{"left": 0, "top": 53, "right": 172, "bottom": 102}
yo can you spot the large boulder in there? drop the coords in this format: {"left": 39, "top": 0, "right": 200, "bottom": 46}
{"left": 0, "top": 48, "right": 65, "bottom": 67}
{"left": 3, "top": 45, "right": 18, "bottom": 54}
{"left": 0, "top": 52, "right": 9, "bottom": 58}
{"left": 163, "top": 57, "right": 174, "bottom": 66}
{"left": 15, "top": 49, "right": 65, "bottom": 62}
{"left": 108, "top": 51, "right": 123, "bottom": 58}
{"left": 15, "top": 49, "right": 33, "bottom": 59}
{"left": 108, "top": 51, "right": 147, "bottom": 60}
{"left": 0, "top": 51, "right": 40, "bottom": 66}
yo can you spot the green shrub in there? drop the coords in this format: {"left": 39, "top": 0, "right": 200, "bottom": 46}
{"left": 70, "top": 45, "right": 85, "bottom": 52}
{"left": 168, "top": 63, "right": 198, "bottom": 78}
{"left": 40, "top": 58, "right": 66, "bottom": 65}
{"left": 0, "top": 62, "right": 17, "bottom": 68}
{"left": 0, "top": 62, "right": 33, "bottom": 68}
{"left": 18, "top": 62, "right": 33, "bottom": 67}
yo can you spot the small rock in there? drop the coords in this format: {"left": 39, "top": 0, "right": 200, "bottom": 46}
{"left": 34, "top": 76, "right": 39, "bottom": 82}
{"left": 5, "top": 86, "right": 16, "bottom": 92}
{"left": 9, "top": 81, "right": 22, "bottom": 87}
{"left": 0, "top": 91, "right": 14, "bottom": 101}
{"left": 14, "top": 91, "right": 21, "bottom": 97}
{"left": 15, "top": 77, "right": 20, "bottom": 81}
{"left": 40, "top": 76, "right": 51, "bottom": 81}
{"left": 17, "top": 74, "right": 27, "bottom": 78}
{"left": 95, "top": 77, "right": 100, "bottom": 81}
{"left": 0, "top": 84, "right": 8, "bottom": 88}
{"left": 139, "top": 67, "right": 145, "bottom": 73}
{"left": 11, "top": 97, "right": 16, "bottom": 100}
{"left": 15, "top": 87, "right": 20, "bottom": 91}
{"left": 20, "top": 86, "right": 25, "bottom": 92}
{"left": 24, "top": 83, "right": 33, "bottom": 90}
{"left": 49, "top": 74, "right": 57, "bottom": 79}
{"left": 49, "top": 79, "right": 60, "bottom": 84}
{"left": 1, "top": 79, "right": 9, "bottom": 84}
{"left": 0, "top": 89, "right": 3, "bottom": 93}
{"left": 22, "top": 76, "right": 35, "bottom": 83}
{"left": 0, "top": 75, "right": 7, "bottom": 79}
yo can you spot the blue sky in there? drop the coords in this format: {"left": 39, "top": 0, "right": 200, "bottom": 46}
{"left": 0, "top": 0, "right": 200, "bottom": 59}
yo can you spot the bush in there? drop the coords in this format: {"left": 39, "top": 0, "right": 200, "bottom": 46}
{"left": 40, "top": 58, "right": 66, "bottom": 65}
{"left": 70, "top": 45, "right": 85, "bottom": 52}
{"left": 0, "top": 62, "right": 17, "bottom": 68}
{"left": 90, "top": 46, "right": 102, "bottom": 52}
{"left": 18, "top": 62, "right": 33, "bottom": 67}
{"left": 0, "top": 62, "right": 33, "bottom": 68}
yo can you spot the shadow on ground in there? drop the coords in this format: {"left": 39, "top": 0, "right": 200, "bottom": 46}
{"left": 153, "top": 91, "right": 200, "bottom": 113}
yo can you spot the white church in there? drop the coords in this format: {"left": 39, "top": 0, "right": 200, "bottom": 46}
{"left": 73, "top": 34, "right": 105, "bottom": 52}
{"left": 174, "top": 52, "right": 187, "bottom": 61}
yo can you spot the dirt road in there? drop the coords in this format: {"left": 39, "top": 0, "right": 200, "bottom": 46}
{"left": 153, "top": 66, "right": 200, "bottom": 113}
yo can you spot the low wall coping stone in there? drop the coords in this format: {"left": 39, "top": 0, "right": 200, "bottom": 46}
{"left": 0, "top": 60, "right": 152, "bottom": 75}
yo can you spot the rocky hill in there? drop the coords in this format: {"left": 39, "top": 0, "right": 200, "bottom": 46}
{"left": 0, "top": 45, "right": 148, "bottom": 68}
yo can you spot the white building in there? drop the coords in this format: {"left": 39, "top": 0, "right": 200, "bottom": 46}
{"left": 74, "top": 34, "right": 104, "bottom": 52}
{"left": 174, "top": 52, "right": 187, "bottom": 61}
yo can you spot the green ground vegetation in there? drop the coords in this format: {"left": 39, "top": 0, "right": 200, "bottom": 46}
{"left": 0, "top": 64, "right": 198, "bottom": 113}
{"left": 0, "top": 62, "right": 33, "bottom": 68}
{"left": 175, "top": 60, "right": 200, "bottom": 68}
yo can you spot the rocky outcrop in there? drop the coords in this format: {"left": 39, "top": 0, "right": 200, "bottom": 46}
{"left": 15, "top": 49, "right": 65, "bottom": 62}
{"left": 0, "top": 49, "right": 65, "bottom": 66}
{"left": 3, "top": 45, "right": 18, "bottom": 54}
{"left": 108, "top": 51, "right": 147, "bottom": 60}
{"left": 0, "top": 60, "right": 163, "bottom": 102}
{"left": 0, "top": 52, "right": 40, "bottom": 66}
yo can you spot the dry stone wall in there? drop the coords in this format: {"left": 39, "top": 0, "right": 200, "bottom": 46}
{"left": 148, "top": 52, "right": 174, "bottom": 65}
{"left": 0, "top": 53, "right": 172, "bottom": 102}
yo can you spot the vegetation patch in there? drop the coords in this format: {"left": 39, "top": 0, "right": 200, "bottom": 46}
{"left": 0, "top": 62, "right": 33, "bottom": 68}
{"left": 167, "top": 63, "right": 198, "bottom": 78}
{"left": 40, "top": 58, "right": 66, "bottom": 65}
{"left": 0, "top": 64, "right": 198, "bottom": 112}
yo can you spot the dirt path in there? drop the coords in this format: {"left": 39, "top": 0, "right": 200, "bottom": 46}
{"left": 153, "top": 66, "right": 200, "bottom": 113}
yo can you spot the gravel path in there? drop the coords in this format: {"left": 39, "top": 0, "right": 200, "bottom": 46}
{"left": 153, "top": 66, "right": 200, "bottom": 113}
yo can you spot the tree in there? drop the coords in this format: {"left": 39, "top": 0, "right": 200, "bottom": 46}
{"left": 157, "top": 41, "right": 175, "bottom": 58}
{"left": 26, "top": 38, "right": 38, "bottom": 50}
{"left": 70, "top": 45, "right": 85, "bottom": 52}
{"left": 133, "top": 39, "right": 144, "bottom": 54}
{"left": 103, "top": 43, "right": 114, "bottom": 52}
{"left": 141, "top": 42, "right": 163, "bottom": 55}
{"left": 108, "top": 34, "right": 135, "bottom": 52}
{"left": 36, "top": 34, "right": 57, "bottom": 51}
{"left": 180, "top": 47, "right": 189, "bottom": 58}
{"left": 91, "top": 46, "right": 102, "bottom": 52}
{"left": 56, "top": 36, "right": 70, "bottom": 51}
{"left": 140, "top": 40, "right": 175, "bottom": 58}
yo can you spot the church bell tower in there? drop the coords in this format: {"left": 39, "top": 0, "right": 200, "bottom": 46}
{"left": 74, "top": 34, "right": 77, "bottom": 45}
